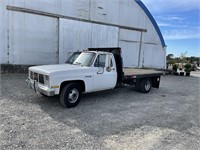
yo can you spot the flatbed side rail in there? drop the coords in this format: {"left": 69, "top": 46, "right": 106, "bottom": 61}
{"left": 123, "top": 73, "right": 163, "bottom": 80}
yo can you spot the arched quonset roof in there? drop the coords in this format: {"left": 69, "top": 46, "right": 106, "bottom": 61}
{"left": 135, "top": 0, "right": 166, "bottom": 47}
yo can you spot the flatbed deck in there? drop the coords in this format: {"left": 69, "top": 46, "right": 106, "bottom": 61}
{"left": 123, "top": 68, "right": 164, "bottom": 79}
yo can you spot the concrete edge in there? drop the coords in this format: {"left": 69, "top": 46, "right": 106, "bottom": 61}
{"left": 1, "top": 64, "right": 34, "bottom": 74}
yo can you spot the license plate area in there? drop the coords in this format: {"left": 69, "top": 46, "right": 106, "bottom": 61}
{"left": 27, "top": 78, "right": 38, "bottom": 92}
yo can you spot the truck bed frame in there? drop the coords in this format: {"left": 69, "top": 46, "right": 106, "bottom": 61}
{"left": 124, "top": 68, "right": 163, "bottom": 79}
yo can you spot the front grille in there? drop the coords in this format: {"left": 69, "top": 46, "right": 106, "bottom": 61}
{"left": 30, "top": 71, "right": 44, "bottom": 84}
{"left": 34, "top": 73, "right": 38, "bottom": 82}
{"left": 39, "top": 74, "right": 44, "bottom": 84}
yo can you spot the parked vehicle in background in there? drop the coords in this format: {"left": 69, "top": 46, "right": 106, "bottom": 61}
{"left": 26, "top": 47, "right": 163, "bottom": 108}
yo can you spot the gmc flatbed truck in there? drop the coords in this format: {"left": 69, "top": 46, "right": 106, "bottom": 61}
{"left": 27, "top": 47, "right": 163, "bottom": 108}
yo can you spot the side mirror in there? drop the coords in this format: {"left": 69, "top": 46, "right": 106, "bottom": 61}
{"left": 106, "top": 67, "right": 112, "bottom": 72}
{"left": 106, "top": 55, "right": 113, "bottom": 72}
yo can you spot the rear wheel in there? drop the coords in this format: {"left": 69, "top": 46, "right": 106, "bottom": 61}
{"left": 140, "top": 78, "right": 152, "bottom": 93}
{"left": 60, "top": 83, "right": 81, "bottom": 108}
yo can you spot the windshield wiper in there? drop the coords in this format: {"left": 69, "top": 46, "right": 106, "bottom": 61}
{"left": 73, "top": 62, "right": 82, "bottom": 65}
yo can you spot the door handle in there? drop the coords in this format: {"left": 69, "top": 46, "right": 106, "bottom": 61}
{"left": 85, "top": 75, "right": 92, "bottom": 78}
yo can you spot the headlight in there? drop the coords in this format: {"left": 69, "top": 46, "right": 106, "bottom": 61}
{"left": 29, "top": 71, "right": 31, "bottom": 78}
{"left": 44, "top": 75, "right": 49, "bottom": 87}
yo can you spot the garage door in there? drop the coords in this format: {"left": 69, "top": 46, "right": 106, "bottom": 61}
{"left": 142, "top": 44, "right": 165, "bottom": 68}
{"left": 119, "top": 29, "right": 141, "bottom": 67}
{"left": 8, "top": 11, "right": 58, "bottom": 65}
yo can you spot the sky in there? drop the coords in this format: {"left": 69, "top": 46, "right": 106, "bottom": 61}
{"left": 141, "top": 0, "right": 200, "bottom": 57}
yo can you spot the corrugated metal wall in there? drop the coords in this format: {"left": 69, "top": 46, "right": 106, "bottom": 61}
{"left": 59, "top": 19, "right": 92, "bottom": 63}
{"left": 59, "top": 19, "right": 119, "bottom": 63}
{"left": 0, "top": 0, "right": 166, "bottom": 68}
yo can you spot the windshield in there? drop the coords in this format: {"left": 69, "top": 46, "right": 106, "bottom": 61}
{"left": 65, "top": 52, "right": 81, "bottom": 64}
{"left": 73, "top": 52, "right": 96, "bottom": 67}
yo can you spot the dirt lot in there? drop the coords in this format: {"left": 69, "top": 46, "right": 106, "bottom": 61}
{"left": 0, "top": 72, "right": 200, "bottom": 150}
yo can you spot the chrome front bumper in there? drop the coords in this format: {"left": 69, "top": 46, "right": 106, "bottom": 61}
{"left": 26, "top": 77, "right": 55, "bottom": 96}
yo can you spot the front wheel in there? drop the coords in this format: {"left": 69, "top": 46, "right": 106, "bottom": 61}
{"left": 60, "top": 83, "right": 81, "bottom": 108}
{"left": 140, "top": 78, "right": 152, "bottom": 93}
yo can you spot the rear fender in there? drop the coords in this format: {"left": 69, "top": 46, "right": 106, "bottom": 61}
{"left": 151, "top": 76, "right": 161, "bottom": 88}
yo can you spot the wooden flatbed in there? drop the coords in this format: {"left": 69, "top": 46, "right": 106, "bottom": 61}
{"left": 124, "top": 68, "right": 164, "bottom": 79}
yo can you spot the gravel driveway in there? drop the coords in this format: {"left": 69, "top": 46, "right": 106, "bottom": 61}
{"left": 0, "top": 72, "right": 200, "bottom": 150}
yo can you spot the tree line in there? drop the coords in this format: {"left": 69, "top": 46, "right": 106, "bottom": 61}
{"left": 167, "top": 53, "right": 200, "bottom": 66}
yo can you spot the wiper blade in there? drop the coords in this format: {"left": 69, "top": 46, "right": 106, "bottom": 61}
{"left": 65, "top": 61, "right": 72, "bottom": 64}
{"left": 74, "top": 62, "right": 82, "bottom": 65}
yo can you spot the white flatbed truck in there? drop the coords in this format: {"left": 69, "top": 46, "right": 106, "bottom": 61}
{"left": 27, "top": 47, "right": 163, "bottom": 108}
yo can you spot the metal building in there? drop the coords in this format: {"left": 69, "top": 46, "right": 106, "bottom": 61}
{"left": 0, "top": 0, "right": 166, "bottom": 68}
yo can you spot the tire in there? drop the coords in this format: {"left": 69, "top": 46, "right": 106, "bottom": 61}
{"left": 60, "top": 83, "right": 81, "bottom": 108}
{"left": 140, "top": 78, "right": 152, "bottom": 93}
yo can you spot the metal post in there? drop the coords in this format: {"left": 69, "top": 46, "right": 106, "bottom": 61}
{"left": 138, "top": 31, "right": 143, "bottom": 68}
{"left": 57, "top": 18, "right": 60, "bottom": 64}
{"left": 0, "top": 64, "right": 1, "bottom": 98}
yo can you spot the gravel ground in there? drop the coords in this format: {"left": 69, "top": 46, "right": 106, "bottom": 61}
{"left": 0, "top": 72, "right": 200, "bottom": 150}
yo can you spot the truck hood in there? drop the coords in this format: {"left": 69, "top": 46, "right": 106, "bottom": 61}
{"left": 29, "top": 64, "right": 87, "bottom": 75}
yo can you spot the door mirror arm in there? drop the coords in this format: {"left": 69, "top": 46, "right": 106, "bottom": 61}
{"left": 97, "top": 67, "right": 104, "bottom": 74}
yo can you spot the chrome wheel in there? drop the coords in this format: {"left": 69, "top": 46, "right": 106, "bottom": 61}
{"left": 68, "top": 88, "right": 79, "bottom": 103}
{"left": 145, "top": 80, "right": 151, "bottom": 91}
{"left": 140, "top": 78, "right": 152, "bottom": 93}
{"left": 60, "top": 83, "right": 82, "bottom": 108}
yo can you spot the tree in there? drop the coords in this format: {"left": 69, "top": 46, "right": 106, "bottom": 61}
{"left": 180, "top": 52, "right": 187, "bottom": 63}
{"left": 166, "top": 54, "right": 175, "bottom": 69}
{"left": 167, "top": 54, "right": 174, "bottom": 60}
{"left": 180, "top": 51, "right": 187, "bottom": 69}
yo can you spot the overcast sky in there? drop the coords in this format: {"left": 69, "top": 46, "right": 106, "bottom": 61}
{"left": 141, "top": 0, "right": 200, "bottom": 57}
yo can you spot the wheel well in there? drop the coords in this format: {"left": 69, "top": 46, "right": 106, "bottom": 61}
{"left": 136, "top": 77, "right": 160, "bottom": 89}
{"left": 60, "top": 80, "right": 86, "bottom": 93}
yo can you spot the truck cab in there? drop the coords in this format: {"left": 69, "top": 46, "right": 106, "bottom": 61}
{"left": 27, "top": 50, "right": 119, "bottom": 107}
